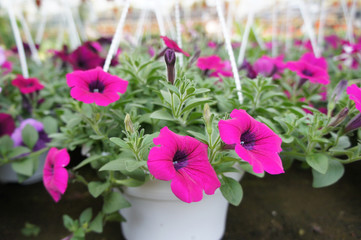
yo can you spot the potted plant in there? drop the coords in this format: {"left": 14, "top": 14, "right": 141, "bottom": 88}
{"left": 44, "top": 36, "right": 285, "bottom": 240}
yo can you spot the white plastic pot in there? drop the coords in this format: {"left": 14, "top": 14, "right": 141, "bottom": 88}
{"left": 0, "top": 151, "right": 47, "bottom": 185}
{"left": 120, "top": 169, "right": 245, "bottom": 240}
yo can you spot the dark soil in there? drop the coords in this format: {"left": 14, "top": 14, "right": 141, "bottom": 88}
{"left": 0, "top": 161, "right": 361, "bottom": 240}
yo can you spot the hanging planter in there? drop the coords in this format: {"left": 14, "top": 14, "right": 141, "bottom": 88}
{"left": 120, "top": 170, "right": 245, "bottom": 240}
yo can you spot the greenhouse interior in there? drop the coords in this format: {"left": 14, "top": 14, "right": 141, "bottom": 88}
{"left": 0, "top": 0, "right": 361, "bottom": 239}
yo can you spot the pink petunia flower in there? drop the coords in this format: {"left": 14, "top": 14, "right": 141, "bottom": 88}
{"left": 218, "top": 109, "right": 284, "bottom": 174}
{"left": 347, "top": 84, "right": 361, "bottom": 112}
{"left": 160, "top": 36, "right": 190, "bottom": 57}
{"left": 253, "top": 55, "right": 286, "bottom": 79}
{"left": 12, "top": 75, "right": 44, "bottom": 94}
{"left": 66, "top": 67, "right": 128, "bottom": 106}
{"left": 147, "top": 127, "right": 221, "bottom": 203}
{"left": 207, "top": 41, "right": 217, "bottom": 49}
{"left": 286, "top": 52, "right": 330, "bottom": 85}
{"left": 197, "top": 55, "right": 224, "bottom": 71}
{"left": 43, "top": 147, "right": 70, "bottom": 202}
{"left": 324, "top": 35, "right": 340, "bottom": 49}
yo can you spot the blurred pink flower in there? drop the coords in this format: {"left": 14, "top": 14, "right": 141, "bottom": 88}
{"left": 347, "top": 84, "right": 361, "bottom": 112}
{"left": 12, "top": 75, "right": 44, "bottom": 94}
{"left": 43, "top": 147, "right": 70, "bottom": 202}
{"left": 253, "top": 55, "right": 286, "bottom": 79}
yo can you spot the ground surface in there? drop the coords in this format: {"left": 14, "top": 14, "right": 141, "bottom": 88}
{"left": 0, "top": 160, "right": 360, "bottom": 240}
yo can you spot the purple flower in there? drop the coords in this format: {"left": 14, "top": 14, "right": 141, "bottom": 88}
{"left": 325, "top": 35, "right": 340, "bottom": 49}
{"left": 11, "top": 119, "right": 50, "bottom": 151}
{"left": 239, "top": 60, "right": 257, "bottom": 79}
{"left": 0, "top": 113, "right": 15, "bottom": 137}
{"left": 253, "top": 55, "right": 286, "bottom": 79}
{"left": 67, "top": 45, "right": 104, "bottom": 70}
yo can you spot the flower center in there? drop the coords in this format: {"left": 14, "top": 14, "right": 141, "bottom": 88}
{"left": 240, "top": 130, "right": 256, "bottom": 150}
{"left": 173, "top": 150, "right": 188, "bottom": 170}
{"left": 88, "top": 79, "right": 105, "bottom": 93}
{"left": 302, "top": 69, "right": 313, "bottom": 77}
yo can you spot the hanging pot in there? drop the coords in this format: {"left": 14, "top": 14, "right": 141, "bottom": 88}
{"left": 120, "top": 169, "right": 245, "bottom": 240}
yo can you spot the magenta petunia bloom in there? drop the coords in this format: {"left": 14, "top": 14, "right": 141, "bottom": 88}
{"left": 197, "top": 55, "right": 224, "bottom": 71}
{"left": 43, "top": 147, "right": 70, "bottom": 202}
{"left": 207, "top": 41, "right": 217, "bottom": 49}
{"left": 160, "top": 36, "right": 190, "bottom": 57}
{"left": 66, "top": 67, "right": 128, "bottom": 106}
{"left": 147, "top": 127, "right": 221, "bottom": 203}
{"left": 1, "top": 61, "right": 12, "bottom": 75}
{"left": 253, "top": 55, "right": 286, "bottom": 79}
{"left": 218, "top": 109, "right": 284, "bottom": 174}
{"left": 325, "top": 35, "right": 340, "bottom": 49}
{"left": 286, "top": 52, "right": 330, "bottom": 85}
{"left": 67, "top": 45, "right": 104, "bottom": 70}
{"left": 12, "top": 75, "right": 44, "bottom": 94}
{"left": 0, "top": 113, "right": 15, "bottom": 137}
{"left": 347, "top": 84, "right": 361, "bottom": 112}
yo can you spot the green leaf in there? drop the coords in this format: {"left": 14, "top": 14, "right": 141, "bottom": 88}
{"left": 186, "top": 130, "right": 208, "bottom": 143}
{"left": 21, "top": 222, "right": 41, "bottom": 237}
{"left": 22, "top": 125, "right": 39, "bottom": 150}
{"left": 73, "top": 155, "right": 103, "bottom": 170}
{"left": 102, "top": 191, "right": 131, "bottom": 214}
{"left": 99, "top": 159, "right": 126, "bottom": 172}
{"left": 0, "top": 135, "right": 14, "bottom": 155}
{"left": 42, "top": 116, "right": 58, "bottom": 134}
{"left": 150, "top": 109, "right": 174, "bottom": 121}
{"left": 63, "top": 215, "right": 74, "bottom": 231}
{"left": 306, "top": 153, "right": 329, "bottom": 174}
{"left": 114, "top": 178, "right": 144, "bottom": 187}
{"left": 88, "top": 181, "right": 110, "bottom": 198}
{"left": 125, "top": 159, "right": 146, "bottom": 172}
{"left": 89, "top": 135, "right": 104, "bottom": 140}
{"left": 11, "top": 157, "right": 35, "bottom": 176}
{"left": 79, "top": 208, "right": 92, "bottom": 224}
{"left": 89, "top": 212, "right": 103, "bottom": 233}
{"left": 109, "top": 137, "right": 128, "bottom": 148}
{"left": 220, "top": 176, "right": 243, "bottom": 206}
{"left": 312, "top": 158, "right": 345, "bottom": 188}
{"left": 181, "top": 98, "right": 211, "bottom": 115}
{"left": 7, "top": 147, "right": 30, "bottom": 159}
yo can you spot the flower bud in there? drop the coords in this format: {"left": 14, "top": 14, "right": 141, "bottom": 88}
{"left": 331, "top": 80, "right": 348, "bottom": 102}
{"left": 124, "top": 114, "right": 134, "bottom": 133}
{"left": 344, "top": 113, "right": 361, "bottom": 133}
{"left": 164, "top": 48, "right": 176, "bottom": 84}
{"left": 203, "top": 103, "right": 213, "bottom": 134}
{"left": 329, "top": 107, "right": 349, "bottom": 127}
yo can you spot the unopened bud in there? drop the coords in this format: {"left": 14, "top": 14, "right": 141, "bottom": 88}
{"left": 164, "top": 49, "right": 176, "bottom": 84}
{"left": 344, "top": 113, "right": 361, "bottom": 133}
{"left": 329, "top": 107, "right": 349, "bottom": 127}
{"left": 124, "top": 114, "right": 134, "bottom": 133}
{"left": 331, "top": 80, "right": 348, "bottom": 102}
